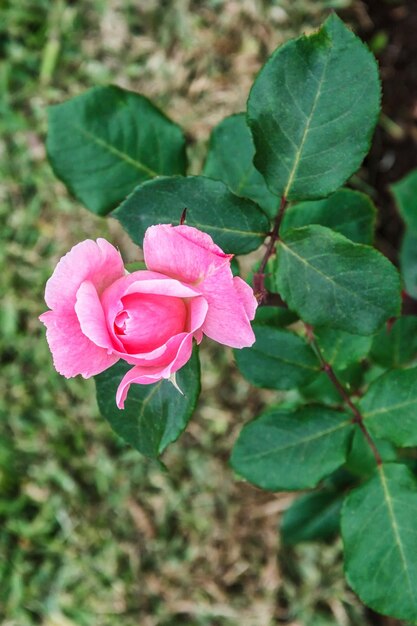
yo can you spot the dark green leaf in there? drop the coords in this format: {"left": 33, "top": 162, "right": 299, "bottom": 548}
{"left": 360, "top": 367, "right": 417, "bottom": 447}
{"left": 342, "top": 463, "right": 417, "bottom": 622}
{"left": 281, "top": 487, "right": 344, "bottom": 545}
{"left": 247, "top": 14, "right": 380, "bottom": 200}
{"left": 370, "top": 316, "right": 417, "bottom": 368}
{"left": 276, "top": 225, "right": 401, "bottom": 335}
{"left": 253, "top": 306, "right": 297, "bottom": 328}
{"left": 314, "top": 327, "right": 372, "bottom": 370}
{"left": 234, "top": 326, "right": 319, "bottom": 390}
{"left": 345, "top": 429, "right": 397, "bottom": 477}
{"left": 95, "top": 349, "right": 200, "bottom": 458}
{"left": 47, "top": 86, "right": 187, "bottom": 215}
{"left": 400, "top": 230, "right": 417, "bottom": 299}
{"left": 230, "top": 406, "right": 353, "bottom": 491}
{"left": 300, "top": 363, "right": 364, "bottom": 405}
{"left": 203, "top": 113, "right": 278, "bottom": 217}
{"left": 114, "top": 175, "right": 270, "bottom": 254}
{"left": 281, "top": 189, "right": 376, "bottom": 244}
{"left": 391, "top": 168, "right": 417, "bottom": 233}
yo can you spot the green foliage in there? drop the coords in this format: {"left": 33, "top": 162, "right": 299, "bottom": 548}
{"left": 345, "top": 430, "right": 397, "bottom": 477}
{"left": 231, "top": 407, "right": 353, "bottom": 491}
{"left": 95, "top": 350, "right": 200, "bottom": 458}
{"left": 281, "top": 189, "right": 376, "bottom": 244}
{"left": 203, "top": 113, "right": 278, "bottom": 218}
{"left": 281, "top": 478, "right": 347, "bottom": 545}
{"left": 342, "top": 464, "right": 417, "bottom": 622}
{"left": 47, "top": 86, "right": 187, "bottom": 215}
{"left": 314, "top": 327, "right": 372, "bottom": 370}
{"left": 114, "top": 175, "right": 270, "bottom": 254}
{"left": 276, "top": 225, "right": 401, "bottom": 334}
{"left": 391, "top": 168, "right": 417, "bottom": 232}
{"left": 247, "top": 14, "right": 380, "bottom": 200}
{"left": 360, "top": 367, "right": 417, "bottom": 447}
{"left": 300, "top": 364, "right": 363, "bottom": 405}
{"left": 234, "top": 326, "right": 319, "bottom": 390}
{"left": 370, "top": 316, "right": 417, "bottom": 368}
{"left": 401, "top": 230, "right": 417, "bottom": 299}
{"left": 253, "top": 305, "right": 298, "bottom": 328}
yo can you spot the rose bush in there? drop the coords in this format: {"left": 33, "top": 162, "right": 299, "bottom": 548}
{"left": 40, "top": 224, "right": 257, "bottom": 408}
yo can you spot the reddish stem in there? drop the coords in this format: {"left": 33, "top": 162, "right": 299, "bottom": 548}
{"left": 254, "top": 196, "right": 288, "bottom": 303}
{"left": 307, "top": 326, "right": 382, "bottom": 466}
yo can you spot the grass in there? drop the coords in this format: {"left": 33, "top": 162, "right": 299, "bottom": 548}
{"left": 0, "top": 0, "right": 387, "bottom": 624}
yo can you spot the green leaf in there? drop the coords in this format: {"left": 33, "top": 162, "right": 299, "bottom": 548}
{"left": 276, "top": 225, "right": 401, "bottom": 335}
{"left": 281, "top": 189, "right": 376, "bottom": 244}
{"left": 253, "top": 306, "right": 297, "bottom": 328}
{"left": 230, "top": 406, "right": 353, "bottom": 491}
{"left": 360, "top": 367, "right": 417, "bottom": 447}
{"left": 391, "top": 168, "right": 417, "bottom": 233}
{"left": 203, "top": 113, "right": 278, "bottom": 218}
{"left": 281, "top": 485, "right": 344, "bottom": 545}
{"left": 95, "top": 349, "right": 200, "bottom": 458}
{"left": 314, "top": 327, "right": 372, "bottom": 370}
{"left": 300, "top": 364, "right": 364, "bottom": 405}
{"left": 400, "top": 230, "right": 417, "bottom": 299}
{"left": 114, "top": 175, "right": 270, "bottom": 254}
{"left": 370, "top": 316, "right": 417, "bottom": 368}
{"left": 342, "top": 463, "right": 417, "bottom": 622}
{"left": 234, "top": 326, "right": 319, "bottom": 390}
{"left": 47, "top": 85, "right": 186, "bottom": 215}
{"left": 247, "top": 14, "right": 380, "bottom": 200}
{"left": 345, "top": 429, "right": 397, "bottom": 478}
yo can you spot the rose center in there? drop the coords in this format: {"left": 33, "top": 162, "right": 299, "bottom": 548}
{"left": 113, "top": 292, "right": 187, "bottom": 353}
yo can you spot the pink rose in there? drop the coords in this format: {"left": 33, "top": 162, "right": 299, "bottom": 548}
{"left": 40, "top": 224, "right": 257, "bottom": 408}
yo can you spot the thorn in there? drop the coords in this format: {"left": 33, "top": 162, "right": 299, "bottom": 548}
{"left": 180, "top": 208, "right": 187, "bottom": 225}
{"left": 168, "top": 372, "right": 184, "bottom": 395}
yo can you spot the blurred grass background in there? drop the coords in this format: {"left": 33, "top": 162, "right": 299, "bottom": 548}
{"left": 0, "top": 1, "right": 402, "bottom": 625}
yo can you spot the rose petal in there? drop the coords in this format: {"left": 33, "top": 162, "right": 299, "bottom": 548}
{"left": 232, "top": 276, "right": 258, "bottom": 320}
{"left": 188, "top": 295, "right": 208, "bottom": 343}
{"left": 200, "top": 272, "right": 256, "bottom": 348}
{"left": 101, "top": 270, "right": 201, "bottom": 351}
{"left": 39, "top": 309, "right": 118, "bottom": 378}
{"left": 75, "top": 280, "right": 114, "bottom": 351}
{"left": 116, "top": 334, "right": 194, "bottom": 408}
{"left": 144, "top": 224, "right": 232, "bottom": 284}
{"left": 45, "top": 238, "right": 124, "bottom": 312}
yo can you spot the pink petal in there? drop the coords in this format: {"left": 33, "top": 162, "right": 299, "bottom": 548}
{"left": 101, "top": 270, "right": 201, "bottom": 351}
{"left": 116, "top": 334, "right": 194, "bottom": 408}
{"left": 200, "top": 273, "right": 257, "bottom": 348}
{"left": 39, "top": 309, "right": 118, "bottom": 378}
{"left": 45, "top": 238, "right": 125, "bottom": 312}
{"left": 188, "top": 295, "right": 209, "bottom": 343}
{"left": 232, "top": 276, "right": 258, "bottom": 320}
{"left": 102, "top": 295, "right": 207, "bottom": 367}
{"left": 75, "top": 280, "right": 114, "bottom": 350}
{"left": 144, "top": 224, "right": 232, "bottom": 284}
